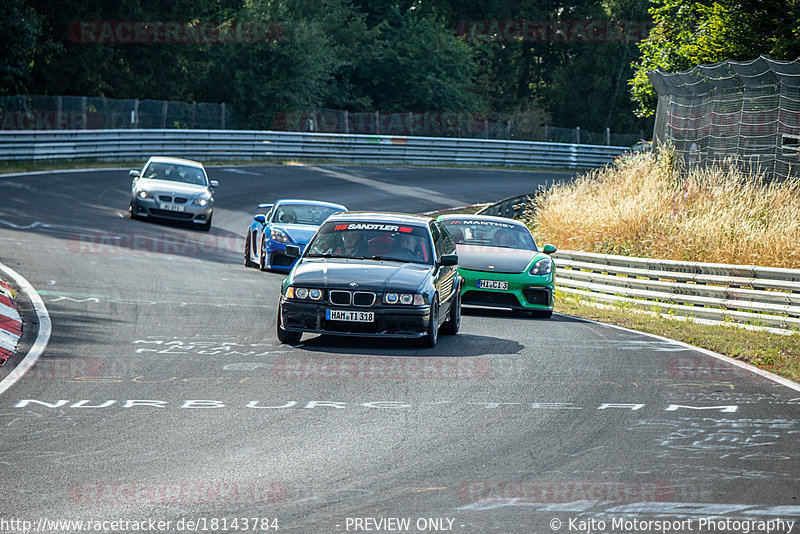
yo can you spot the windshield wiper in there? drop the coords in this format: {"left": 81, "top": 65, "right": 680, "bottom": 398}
{"left": 368, "top": 256, "right": 412, "bottom": 263}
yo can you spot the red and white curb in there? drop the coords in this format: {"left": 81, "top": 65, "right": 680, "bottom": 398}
{"left": 0, "top": 280, "right": 21, "bottom": 365}
{"left": 0, "top": 263, "right": 51, "bottom": 395}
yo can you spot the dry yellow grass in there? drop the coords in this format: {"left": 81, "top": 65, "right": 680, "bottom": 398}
{"left": 529, "top": 152, "right": 800, "bottom": 268}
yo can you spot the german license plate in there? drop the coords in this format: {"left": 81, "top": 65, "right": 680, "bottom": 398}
{"left": 326, "top": 309, "right": 374, "bottom": 322}
{"left": 159, "top": 203, "right": 185, "bottom": 212}
{"left": 477, "top": 279, "right": 508, "bottom": 290}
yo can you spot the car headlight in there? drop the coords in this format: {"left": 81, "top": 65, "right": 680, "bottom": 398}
{"left": 192, "top": 197, "right": 209, "bottom": 206}
{"left": 286, "top": 287, "right": 323, "bottom": 300}
{"left": 271, "top": 228, "right": 290, "bottom": 243}
{"left": 529, "top": 257, "right": 552, "bottom": 275}
{"left": 137, "top": 190, "right": 153, "bottom": 199}
{"left": 383, "top": 293, "right": 424, "bottom": 305}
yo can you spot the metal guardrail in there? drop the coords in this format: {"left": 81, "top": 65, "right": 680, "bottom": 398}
{"left": 0, "top": 129, "right": 626, "bottom": 168}
{"left": 553, "top": 250, "right": 800, "bottom": 330}
{"left": 476, "top": 194, "right": 534, "bottom": 218}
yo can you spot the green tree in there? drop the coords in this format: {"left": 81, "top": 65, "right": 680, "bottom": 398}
{"left": 630, "top": 0, "right": 800, "bottom": 117}
{"left": 0, "top": 0, "right": 43, "bottom": 95}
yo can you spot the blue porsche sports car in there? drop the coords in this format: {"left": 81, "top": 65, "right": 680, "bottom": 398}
{"left": 244, "top": 199, "right": 347, "bottom": 272}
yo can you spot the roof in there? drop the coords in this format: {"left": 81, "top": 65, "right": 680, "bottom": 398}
{"left": 437, "top": 213, "right": 527, "bottom": 227}
{"left": 146, "top": 156, "right": 205, "bottom": 168}
{"left": 274, "top": 199, "right": 348, "bottom": 210}
{"left": 326, "top": 211, "right": 433, "bottom": 226}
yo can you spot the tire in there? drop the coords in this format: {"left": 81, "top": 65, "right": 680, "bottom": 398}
{"left": 129, "top": 203, "right": 141, "bottom": 220}
{"left": 259, "top": 238, "right": 268, "bottom": 271}
{"left": 441, "top": 286, "right": 461, "bottom": 335}
{"left": 276, "top": 305, "right": 302, "bottom": 344}
{"left": 199, "top": 213, "right": 212, "bottom": 232}
{"left": 532, "top": 309, "right": 553, "bottom": 319}
{"left": 419, "top": 300, "right": 439, "bottom": 348}
{"left": 244, "top": 233, "right": 255, "bottom": 267}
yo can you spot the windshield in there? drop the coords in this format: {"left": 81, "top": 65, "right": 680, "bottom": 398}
{"left": 442, "top": 218, "right": 537, "bottom": 250}
{"left": 271, "top": 204, "right": 343, "bottom": 226}
{"left": 306, "top": 221, "right": 432, "bottom": 264}
{"left": 143, "top": 163, "right": 207, "bottom": 186}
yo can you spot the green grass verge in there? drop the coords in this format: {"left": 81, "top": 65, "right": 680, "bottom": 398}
{"left": 555, "top": 291, "right": 800, "bottom": 383}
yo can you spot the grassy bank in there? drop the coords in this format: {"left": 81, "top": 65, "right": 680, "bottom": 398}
{"left": 524, "top": 152, "right": 799, "bottom": 382}
{"left": 529, "top": 152, "right": 800, "bottom": 269}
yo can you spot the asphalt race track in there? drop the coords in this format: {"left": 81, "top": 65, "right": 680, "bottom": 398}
{"left": 0, "top": 164, "right": 798, "bottom": 534}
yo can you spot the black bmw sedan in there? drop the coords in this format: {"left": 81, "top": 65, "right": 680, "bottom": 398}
{"left": 277, "top": 212, "right": 461, "bottom": 347}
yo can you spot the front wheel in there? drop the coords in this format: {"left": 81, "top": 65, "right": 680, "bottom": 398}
{"left": 244, "top": 233, "right": 255, "bottom": 267}
{"left": 276, "top": 305, "right": 302, "bottom": 344}
{"left": 129, "top": 203, "right": 141, "bottom": 220}
{"left": 441, "top": 287, "right": 460, "bottom": 335}
{"left": 199, "top": 213, "right": 212, "bottom": 232}
{"left": 419, "top": 300, "right": 439, "bottom": 348}
{"left": 259, "top": 238, "right": 268, "bottom": 271}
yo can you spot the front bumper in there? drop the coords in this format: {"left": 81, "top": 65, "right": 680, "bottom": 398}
{"left": 266, "top": 241, "right": 302, "bottom": 271}
{"left": 131, "top": 197, "right": 213, "bottom": 224}
{"left": 459, "top": 268, "right": 554, "bottom": 310}
{"left": 280, "top": 300, "right": 430, "bottom": 338}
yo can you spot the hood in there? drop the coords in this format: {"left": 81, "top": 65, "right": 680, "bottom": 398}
{"left": 275, "top": 224, "right": 319, "bottom": 245}
{"left": 290, "top": 258, "right": 431, "bottom": 293}
{"left": 137, "top": 178, "right": 209, "bottom": 196}
{"left": 456, "top": 244, "right": 537, "bottom": 274}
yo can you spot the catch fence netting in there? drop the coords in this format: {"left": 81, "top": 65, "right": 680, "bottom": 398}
{"left": 0, "top": 96, "right": 643, "bottom": 145}
{"left": 648, "top": 55, "right": 800, "bottom": 181}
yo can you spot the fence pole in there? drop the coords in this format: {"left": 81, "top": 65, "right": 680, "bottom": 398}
{"left": 81, "top": 97, "right": 88, "bottom": 129}
{"left": 221, "top": 103, "right": 226, "bottom": 129}
{"left": 161, "top": 101, "right": 168, "bottom": 128}
{"left": 191, "top": 101, "right": 197, "bottom": 129}
{"left": 605, "top": 127, "right": 610, "bottom": 146}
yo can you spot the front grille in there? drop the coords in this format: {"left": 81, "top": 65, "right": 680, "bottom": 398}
{"left": 522, "top": 287, "right": 551, "bottom": 306}
{"left": 157, "top": 195, "right": 188, "bottom": 204}
{"left": 353, "top": 292, "right": 376, "bottom": 306}
{"left": 270, "top": 252, "right": 295, "bottom": 267}
{"left": 462, "top": 290, "right": 522, "bottom": 308}
{"left": 148, "top": 209, "right": 194, "bottom": 220}
{"left": 329, "top": 290, "right": 351, "bottom": 305}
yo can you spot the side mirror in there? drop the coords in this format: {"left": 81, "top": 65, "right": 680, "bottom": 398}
{"left": 542, "top": 244, "right": 557, "bottom": 254}
{"left": 129, "top": 170, "right": 140, "bottom": 178}
{"left": 440, "top": 254, "right": 458, "bottom": 266}
{"left": 254, "top": 215, "right": 266, "bottom": 224}
{"left": 210, "top": 180, "right": 219, "bottom": 188}
{"left": 285, "top": 245, "right": 301, "bottom": 258}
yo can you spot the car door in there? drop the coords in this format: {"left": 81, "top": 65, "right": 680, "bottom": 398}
{"left": 430, "top": 221, "right": 458, "bottom": 319}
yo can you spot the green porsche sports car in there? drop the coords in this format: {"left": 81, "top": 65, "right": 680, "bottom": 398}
{"left": 437, "top": 214, "right": 556, "bottom": 318}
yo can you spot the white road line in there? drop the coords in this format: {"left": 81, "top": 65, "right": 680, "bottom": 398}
{"left": 0, "top": 263, "right": 52, "bottom": 396}
{"left": 558, "top": 313, "right": 800, "bottom": 393}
